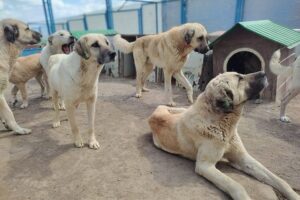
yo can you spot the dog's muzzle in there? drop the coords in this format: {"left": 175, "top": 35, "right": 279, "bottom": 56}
{"left": 245, "top": 71, "right": 268, "bottom": 99}
{"left": 31, "top": 31, "right": 42, "bottom": 44}
{"left": 98, "top": 51, "right": 116, "bottom": 64}
{"left": 195, "top": 45, "right": 210, "bottom": 54}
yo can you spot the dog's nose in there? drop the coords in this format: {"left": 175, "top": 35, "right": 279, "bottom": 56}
{"left": 33, "top": 31, "right": 42, "bottom": 42}
{"left": 109, "top": 51, "right": 116, "bottom": 60}
{"left": 255, "top": 71, "right": 266, "bottom": 79}
{"left": 70, "top": 36, "right": 76, "bottom": 41}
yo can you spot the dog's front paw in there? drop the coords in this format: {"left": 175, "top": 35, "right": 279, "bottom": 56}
{"left": 52, "top": 121, "right": 61, "bottom": 128}
{"left": 89, "top": 139, "right": 100, "bottom": 150}
{"left": 20, "top": 103, "right": 28, "bottom": 109}
{"left": 280, "top": 116, "right": 291, "bottom": 123}
{"left": 15, "top": 127, "right": 31, "bottom": 135}
{"left": 135, "top": 93, "right": 142, "bottom": 98}
{"left": 58, "top": 104, "right": 65, "bottom": 111}
{"left": 74, "top": 139, "right": 84, "bottom": 148}
{"left": 167, "top": 101, "right": 176, "bottom": 107}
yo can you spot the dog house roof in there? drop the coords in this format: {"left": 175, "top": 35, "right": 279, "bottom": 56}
{"left": 209, "top": 20, "right": 300, "bottom": 49}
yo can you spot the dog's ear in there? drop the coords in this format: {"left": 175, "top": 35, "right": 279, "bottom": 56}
{"left": 184, "top": 29, "right": 195, "bottom": 45}
{"left": 75, "top": 38, "right": 90, "bottom": 59}
{"left": 48, "top": 35, "right": 54, "bottom": 45}
{"left": 215, "top": 88, "right": 234, "bottom": 113}
{"left": 4, "top": 24, "right": 19, "bottom": 43}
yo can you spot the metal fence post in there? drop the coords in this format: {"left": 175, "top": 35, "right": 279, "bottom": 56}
{"left": 180, "top": 0, "right": 187, "bottom": 24}
{"left": 105, "top": 0, "right": 114, "bottom": 29}
{"left": 83, "top": 14, "right": 88, "bottom": 30}
{"left": 138, "top": 7, "right": 144, "bottom": 34}
{"left": 235, "top": 0, "right": 245, "bottom": 23}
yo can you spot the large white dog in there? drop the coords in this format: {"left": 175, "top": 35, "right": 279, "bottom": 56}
{"left": 270, "top": 50, "right": 300, "bottom": 122}
{"left": 40, "top": 30, "right": 75, "bottom": 99}
{"left": 48, "top": 34, "right": 116, "bottom": 149}
{"left": 0, "top": 18, "right": 41, "bottom": 134}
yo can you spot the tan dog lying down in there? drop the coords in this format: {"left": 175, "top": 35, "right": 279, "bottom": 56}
{"left": 9, "top": 53, "right": 44, "bottom": 108}
{"left": 148, "top": 72, "right": 299, "bottom": 200}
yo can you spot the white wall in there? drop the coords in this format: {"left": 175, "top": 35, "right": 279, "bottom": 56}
{"left": 113, "top": 11, "right": 139, "bottom": 34}
{"left": 142, "top": 4, "right": 157, "bottom": 34}
{"left": 69, "top": 19, "right": 84, "bottom": 31}
{"left": 86, "top": 14, "right": 106, "bottom": 30}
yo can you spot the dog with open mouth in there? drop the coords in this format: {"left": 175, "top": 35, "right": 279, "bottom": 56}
{"left": 40, "top": 30, "right": 75, "bottom": 100}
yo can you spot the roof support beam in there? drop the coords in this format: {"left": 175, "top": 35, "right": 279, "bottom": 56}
{"left": 105, "top": 0, "right": 114, "bottom": 29}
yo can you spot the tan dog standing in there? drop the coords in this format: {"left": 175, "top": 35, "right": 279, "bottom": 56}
{"left": 148, "top": 71, "right": 299, "bottom": 200}
{"left": 48, "top": 34, "right": 116, "bottom": 149}
{"left": 9, "top": 53, "right": 44, "bottom": 108}
{"left": 114, "top": 23, "right": 209, "bottom": 106}
{"left": 0, "top": 18, "right": 41, "bottom": 134}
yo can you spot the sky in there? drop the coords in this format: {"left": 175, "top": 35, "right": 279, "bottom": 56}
{"left": 0, "top": 0, "right": 134, "bottom": 23}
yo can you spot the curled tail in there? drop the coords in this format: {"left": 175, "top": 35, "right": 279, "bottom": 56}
{"left": 270, "top": 50, "right": 293, "bottom": 75}
{"left": 113, "top": 34, "right": 134, "bottom": 54}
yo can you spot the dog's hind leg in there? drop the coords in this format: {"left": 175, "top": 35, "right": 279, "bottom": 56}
{"left": 133, "top": 51, "right": 147, "bottom": 98}
{"left": 65, "top": 103, "right": 83, "bottom": 148}
{"left": 35, "top": 71, "right": 45, "bottom": 98}
{"left": 0, "top": 95, "right": 31, "bottom": 134}
{"left": 42, "top": 70, "right": 51, "bottom": 99}
{"left": 226, "top": 134, "right": 300, "bottom": 200}
{"left": 86, "top": 96, "right": 99, "bottom": 150}
{"left": 52, "top": 91, "right": 61, "bottom": 128}
{"left": 280, "top": 88, "right": 300, "bottom": 123}
{"left": 141, "top": 63, "right": 154, "bottom": 92}
{"left": 17, "top": 83, "right": 28, "bottom": 109}
{"left": 195, "top": 141, "right": 251, "bottom": 200}
{"left": 163, "top": 70, "right": 176, "bottom": 106}
{"left": 173, "top": 70, "right": 193, "bottom": 104}
{"left": 10, "top": 85, "right": 19, "bottom": 107}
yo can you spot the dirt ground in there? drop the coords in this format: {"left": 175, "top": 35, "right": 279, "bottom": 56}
{"left": 0, "top": 76, "right": 299, "bottom": 200}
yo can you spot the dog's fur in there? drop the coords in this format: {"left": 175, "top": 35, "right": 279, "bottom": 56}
{"left": 148, "top": 71, "right": 299, "bottom": 200}
{"left": 0, "top": 18, "right": 41, "bottom": 134}
{"left": 40, "top": 30, "right": 75, "bottom": 99}
{"left": 48, "top": 34, "right": 116, "bottom": 149}
{"left": 114, "top": 23, "right": 209, "bottom": 106}
{"left": 9, "top": 53, "right": 44, "bottom": 108}
{"left": 270, "top": 50, "right": 300, "bottom": 122}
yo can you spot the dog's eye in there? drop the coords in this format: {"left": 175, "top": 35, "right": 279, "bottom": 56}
{"left": 197, "top": 36, "right": 204, "bottom": 41}
{"left": 105, "top": 40, "right": 109, "bottom": 45}
{"left": 91, "top": 42, "right": 100, "bottom": 48}
{"left": 237, "top": 75, "right": 244, "bottom": 81}
{"left": 25, "top": 27, "right": 30, "bottom": 31}
{"left": 60, "top": 34, "right": 64, "bottom": 36}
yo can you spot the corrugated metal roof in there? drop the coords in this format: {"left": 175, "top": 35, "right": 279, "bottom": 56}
{"left": 71, "top": 29, "right": 117, "bottom": 39}
{"left": 209, "top": 20, "right": 300, "bottom": 49}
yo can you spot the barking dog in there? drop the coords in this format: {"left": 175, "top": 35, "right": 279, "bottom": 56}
{"left": 270, "top": 49, "right": 300, "bottom": 122}
{"left": 40, "top": 30, "right": 75, "bottom": 99}
{"left": 48, "top": 34, "right": 116, "bottom": 149}
{"left": 114, "top": 23, "right": 209, "bottom": 106}
{"left": 0, "top": 18, "right": 42, "bottom": 134}
{"left": 149, "top": 71, "right": 299, "bottom": 200}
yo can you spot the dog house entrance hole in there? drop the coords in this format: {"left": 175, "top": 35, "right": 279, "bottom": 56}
{"left": 227, "top": 51, "right": 262, "bottom": 74}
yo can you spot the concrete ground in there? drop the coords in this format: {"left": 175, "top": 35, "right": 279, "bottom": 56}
{"left": 0, "top": 77, "right": 299, "bottom": 200}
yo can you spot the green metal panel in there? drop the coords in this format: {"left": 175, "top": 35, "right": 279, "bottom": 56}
{"left": 71, "top": 29, "right": 118, "bottom": 39}
{"left": 209, "top": 20, "right": 300, "bottom": 49}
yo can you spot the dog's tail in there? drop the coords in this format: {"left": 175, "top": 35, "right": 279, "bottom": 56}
{"left": 270, "top": 50, "right": 294, "bottom": 75}
{"left": 113, "top": 34, "right": 134, "bottom": 54}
